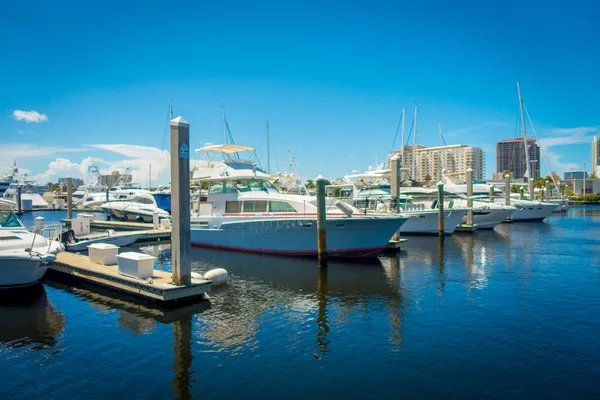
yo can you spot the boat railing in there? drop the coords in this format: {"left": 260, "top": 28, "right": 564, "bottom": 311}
{"left": 28, "top": 223, "right": 63, "bottom": 253}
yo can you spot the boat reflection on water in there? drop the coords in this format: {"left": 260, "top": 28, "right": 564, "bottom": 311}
{"left": 0, "top": 284, "right": 66, "bottom": 351}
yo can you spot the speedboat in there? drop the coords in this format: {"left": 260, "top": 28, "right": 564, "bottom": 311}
{"left": 0, "top": 209, "right": 61, "bottom": 289}
{"left": 100, "top": 192, "right": 171, "bottom": 223}
{"left": 190, "top": 144, "right": 408, "bottom": 258}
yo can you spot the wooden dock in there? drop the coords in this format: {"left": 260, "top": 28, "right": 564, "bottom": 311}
{"left": 455, "top": 224, "right": 478, "bottom": 232}
{"left": 49, "top": 252, "right": 210, "bottom": 305}
{"left": 385, "top": 238, "right": 408, "bottom": 252}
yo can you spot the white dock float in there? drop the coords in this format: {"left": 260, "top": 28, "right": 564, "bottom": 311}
{"left": 49, "top": 252, "right": 210, "bottom": 304}
{"left": 385, "top": 239, "right": 408, "bottom": 252}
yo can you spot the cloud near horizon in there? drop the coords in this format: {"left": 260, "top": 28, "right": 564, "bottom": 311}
{"left": 537, "top": 126, "right": 599, "bottom": 174}
{"left": 12, "top": 110, "right": 48, "bottom": 123}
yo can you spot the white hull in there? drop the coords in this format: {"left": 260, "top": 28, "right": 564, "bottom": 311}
{"left": 463, "top": 207, "right": 516, "bottom": 229}
{"left": 399, "top": 209, "right": 465, "bottom": 235}
{"left": 495, "top": 200, "right": 557, "bottom": 221}
{"left": 191, "top": 215, "right": 406, "bottom": 257}
{"left": 0, "top": 252, "right": 54, "bottom": 288}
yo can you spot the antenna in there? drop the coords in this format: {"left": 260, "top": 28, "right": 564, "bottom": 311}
{"left": 517, "top": 80, "right": 531, "bottom": 179}
{"left": 286, "top": 149, "right": 306, "bottom": 195}
{"left": 413, "top": 105, "right": 418, "bottom": 181}
{"left": 222, "top": 106, "right": 227, "bottom": 144}
{"left": 266, "top": 120, "right": 271, "bottom": 174}
{"left": 169, "top": 100, "right": 173, "bottom": 120}
{"left": 439, "top": 123, "right": 446, "bottom": 173}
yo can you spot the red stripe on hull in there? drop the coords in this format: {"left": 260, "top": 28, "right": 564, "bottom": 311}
{"left": 191, "top": 242, "right": 387, "bottom": 258}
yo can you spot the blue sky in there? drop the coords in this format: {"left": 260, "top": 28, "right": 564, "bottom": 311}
{"left": 1, "top": 0, "right": 599, "bottom": 184}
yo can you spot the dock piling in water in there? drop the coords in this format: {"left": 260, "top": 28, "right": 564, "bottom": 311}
{"left": 390, "top": 155, "right": 400, "bottom": 212}
{"left": 466, "top": 168, "right": 473, "bottom": 226}
{"left": 316, "top": 175, "right": 327, "bottom": 268}
{"left": 67, "top": 176, "right": 73, "bottom": 220}
{"left": 16, "top": 185, "right": 22, "bottom": 215}
{"left": 170, "top": 116, "right": 191, "bottom": 286}
{"left": 437, "top": 181, "right": 444, "bottom": 236}
{"left": 545, "top": 180, "right": 551, "bottom": 201}
{"left": 528, "top": 178, "right": 534, "bottom": 200}
{"left": 505, "top": 174, "right": 511, "bottom": 206}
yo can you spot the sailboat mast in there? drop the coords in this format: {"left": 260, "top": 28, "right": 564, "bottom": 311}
{"left": 169, "top": 100, "right": 173, "bottom": 120}
{"left": 439, "top": 122, "right": 446, "bottom": 174}
{"left": 222, "top": 106, "right": 227, "bottom": 144}
{"left": 149, "top": 164, "right": 152, "bottom": 189}
{"left": 400, "top": 107, "right": 405, "bottom": 166}
{"left": 517, "top": 80, "right": 531, "bottom": 179}
{"left": 266, "top": 120, "right": 271, "bottom": 174}
{"left": 413, "top": 105, "right": 418, "bottom": 181}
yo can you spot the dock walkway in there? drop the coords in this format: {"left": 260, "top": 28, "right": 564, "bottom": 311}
{"left": 50, "top": 252, "right": 210, "bottom": 304}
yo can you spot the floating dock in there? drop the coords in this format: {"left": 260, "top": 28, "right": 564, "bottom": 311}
{"left": 49, "top": 252, "right": 210, "bottom": 305}
{"left": 455, "top": 224, "right": 478, "bottom": 232}
{"left": 385, "top": 238, "right": 408, "bottom": 252}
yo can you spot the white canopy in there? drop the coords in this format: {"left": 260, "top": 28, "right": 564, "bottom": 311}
{"left": 195, "top": 144, "right": 255, "bottom": 154}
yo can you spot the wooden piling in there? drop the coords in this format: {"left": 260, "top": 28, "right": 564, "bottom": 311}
{"left": 170, "top": 116, "right": 191, "bottom": 286}
{"left": 466, "top": 168, "right": 473, "bottom": 226}
{"left": 67, "top": 176, "right": 73, "bottom": 220}
{"left": 316, "top": 175, "right": 327, "bottom": 268}
{"left": 437, "top": 181, "right": 444, "bottom": 236}
{"left": 504, "top": 174, "right": 511, "bottom": 206}
{"left": 16, "top": 185, "right": 22, "bottom": 215}
{"left": 105, "top": 188, "right": 111, "bottom": 220}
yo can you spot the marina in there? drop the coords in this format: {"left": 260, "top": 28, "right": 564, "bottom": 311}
{"left": 1, "top": 206, "right": 599, "bottom": 398}
{"left": 3, "top": 1, "right": 600, "bottom": 397}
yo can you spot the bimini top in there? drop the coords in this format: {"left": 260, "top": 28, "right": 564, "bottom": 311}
{"left": 195, "top": 144, "right": 255, "bottom": 154}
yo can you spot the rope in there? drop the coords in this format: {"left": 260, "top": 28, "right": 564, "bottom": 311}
{"left": 389, "top": 113, "right": 403, "bottom": 154}
{"left": 523, "top": 103, "right": 559, "bottom": 190}
{"left": 157, "top": 102, "right": 170, "bottom": 185}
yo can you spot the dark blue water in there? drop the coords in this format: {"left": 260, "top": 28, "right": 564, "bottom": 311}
{"left": 1, "top": 208, "right": 600, "bottom": 399}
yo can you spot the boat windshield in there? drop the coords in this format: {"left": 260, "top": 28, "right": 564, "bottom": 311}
{"left": 209, "top": 179, "right": 279, "bottom": 195}
{"left": 153, "top": 194, "right": 171, "bottom": 213}
{"left": 0, "top": 210, "right": 23, "bottom": 228}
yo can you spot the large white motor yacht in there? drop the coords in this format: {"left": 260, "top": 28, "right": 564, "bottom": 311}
{"left": 190, "top": 144, "right": 408, "bottom": 258}
{"left": 0, "top": 210, "right": 61, "bottom": 288}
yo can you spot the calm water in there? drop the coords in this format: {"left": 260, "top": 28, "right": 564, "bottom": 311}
{"left": 1, "top": 208, "right": 600, "bottom": 399}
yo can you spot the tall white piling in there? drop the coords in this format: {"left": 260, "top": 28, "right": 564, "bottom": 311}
{"left": 170, "top": 116, "right": 191, "bottom": 286}
{"left": 466, "top": 168, "right": 473, "bottom": 226}
{"left": 316, "top": 175, "right": 327, "bottom": 268}
{"left": 545, "top": 180, "right": 551, "bottom": 201}
{"left": 16, "top": 186, "right": 22, "bottom": 215}
{"left": 67, "top": 176, "right": 73, "bottom": 220}
{"left": 528, "top": 178, "right": 535, "bottom": 200}
{"left": 504, "top": 174, "right": 511, "bottom": 206}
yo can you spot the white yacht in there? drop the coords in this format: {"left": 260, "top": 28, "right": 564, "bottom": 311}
{"left": 2, "top": 181, "right": 49, "bottom": 209}
{"left": 100, "top": 192, "right": 171, "bottom": 223}
{"left": 190, "top": 144, "right": 408, "bottom": 258}
{"left": 441, "top": 177, "right": 556, "bottom": 222}
{"left": 0, "top": 209, "right": 61, "bottom": 288}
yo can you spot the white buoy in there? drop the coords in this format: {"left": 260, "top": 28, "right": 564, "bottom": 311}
{"left": 203, "top": 268, "right": 229, "bottom": 286}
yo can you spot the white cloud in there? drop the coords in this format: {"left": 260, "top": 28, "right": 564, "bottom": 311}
{"left": 87, "top": 144, "right": 171, "bottom": 186}
{"left": 13, "top": 110, "right": 48, "bottom": 123}
{"left": 537, "top": 126, "right": 600, "bottom": 174}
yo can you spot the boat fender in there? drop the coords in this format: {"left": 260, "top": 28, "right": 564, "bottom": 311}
{"left": 203, "top": 268, "right": 229, "bottom": 286}
{"left": 335, "top": 200, "right": 354, "bottom": 217}
{"left": 191, "top": 271, "right": 203, "bottom": 279}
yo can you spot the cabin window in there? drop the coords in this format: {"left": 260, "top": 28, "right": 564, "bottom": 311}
{"left": 225, "top": 201, "right": 242, "bottom": 213}
{"left": 209, "top": 181, "right": 238, "bottom": 195}
{"left": 269, "top": 201, "right": 296, "bottom": 213}
{"left": 243, "top": 201, "right": 267, "bottom": 213}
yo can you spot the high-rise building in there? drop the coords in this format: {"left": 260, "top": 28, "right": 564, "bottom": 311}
{"left": 393, "top": 144, "right": 485, "bottom": 182}
{"left": 496, "top": 137, "right": 540, "bottom": 180}
{"left": 592, "top": 135, "right": 600, "bottom": 171}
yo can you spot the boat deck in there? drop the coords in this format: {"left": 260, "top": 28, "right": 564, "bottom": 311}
{"left": 49, "top": 252, "right": 210, "bottom": 305}
{"left": 61, "top": 218, "right": 154, "bottom": 231}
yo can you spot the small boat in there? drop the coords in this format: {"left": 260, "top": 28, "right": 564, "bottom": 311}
{"left": 59, "top": 229, "right": 148, "bottom": 252}
{"left": 100, "top": 193, "right": 171, "bottom": 223}
{"left": 0, "top": 209, "right": 61, "bottom": 289}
